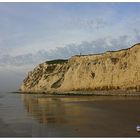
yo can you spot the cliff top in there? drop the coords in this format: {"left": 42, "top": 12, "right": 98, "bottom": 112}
{"left": 73, "top": 43, "right": 140, "bottom": 57}
{"left": 44, "top": 43, "right": 140, "bottom": 64}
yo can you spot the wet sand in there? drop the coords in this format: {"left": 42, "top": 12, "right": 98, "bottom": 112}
{"left": 0, "top": 118, "right": 31, "bottom": 137}
{"left": 0, "top": 93, "right": 140, "bottom": 137}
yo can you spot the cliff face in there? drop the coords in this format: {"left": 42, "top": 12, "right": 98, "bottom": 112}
{"left": 20, "top": 43, "right": 140, "bottom": 93}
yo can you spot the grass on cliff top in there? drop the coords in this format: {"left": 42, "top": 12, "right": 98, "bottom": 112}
{"left": 46, "top": 59, "right": 68, "bottom": 64}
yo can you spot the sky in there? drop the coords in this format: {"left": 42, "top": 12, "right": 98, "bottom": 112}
{"left": 0, "top": 2, "right": 140, "bottom": 92}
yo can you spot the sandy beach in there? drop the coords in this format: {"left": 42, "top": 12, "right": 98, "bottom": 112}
{"left": 0, "top": 92, "right": 140, "bottom": 137}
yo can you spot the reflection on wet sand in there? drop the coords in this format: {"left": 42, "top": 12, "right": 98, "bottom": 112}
{"left": 17, "top": 94, "right": 140, "bottom": 136}
{"left": 21, "top": 94, "right": 140, "bottom": 125}
{"left": 21, "top": 94, "right": 92, "bottom": 125}
{"left": 21, "top": 95, "right": 68, "bottom": 124}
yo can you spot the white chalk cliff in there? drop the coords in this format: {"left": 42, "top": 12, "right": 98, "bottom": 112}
{"left": 20, "top": 43, "right": 140, "bottom": 94}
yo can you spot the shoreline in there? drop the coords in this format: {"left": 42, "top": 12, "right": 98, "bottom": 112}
{"left": 12, "top": 90, "right": 140, "bottom": 96}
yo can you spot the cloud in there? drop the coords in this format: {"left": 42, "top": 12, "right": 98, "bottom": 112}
{"left": 1, "top": 3, "right": 140, "bottom": 59}
{"left": 0, "top": 34, "right": 135, "bottom": 68}
{"left": 70, "top": 17, "right": 108, "bottom": 31}
{"left": 133, "top": 28, "right": 140, "bottom": 42}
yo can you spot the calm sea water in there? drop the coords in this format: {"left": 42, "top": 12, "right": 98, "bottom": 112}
{"left": 0, "top": 92, "right": 140, "bottom": 137}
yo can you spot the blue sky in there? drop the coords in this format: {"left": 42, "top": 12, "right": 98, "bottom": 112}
{"left": 0, "top": 3, "right": 140, "bottom": 91}
{"left": 0, "top": 3, "right": 140, "bottom": 56}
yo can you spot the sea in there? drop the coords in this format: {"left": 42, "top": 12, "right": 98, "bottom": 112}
{"left": 0, "top": 92, "right": 140, "bottom": 137}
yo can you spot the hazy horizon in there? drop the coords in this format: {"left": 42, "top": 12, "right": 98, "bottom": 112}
{"left": 0, "top": 2, "right": 140, "bottom": 92}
